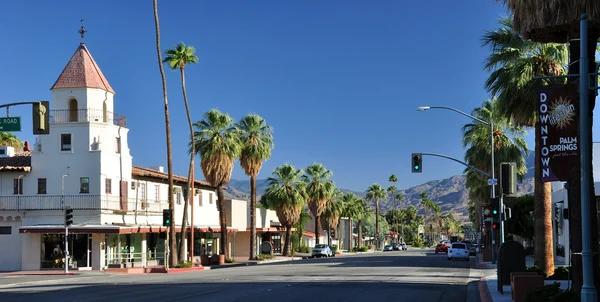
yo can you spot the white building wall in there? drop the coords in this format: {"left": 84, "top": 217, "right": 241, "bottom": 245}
{"left": 21, "top": 233, "right": 40, "bottom": 271}
{"left": 0, "top": 218, "right": 22, "bottom": 271}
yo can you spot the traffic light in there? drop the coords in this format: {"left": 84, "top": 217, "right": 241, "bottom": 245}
{"left": 490, "top": 197, "right": 499, "bottom": 217}
{"left": 32, "top": 101, "right": 50, "bottom": 135}
{"left": 500, "top": 162, "right": 517, "bottom": 196}
{"left": 163, "top": 209, "right": 172, "bottom": 226}
{"left": 491, "top": 222, "right": 499, "bottom": 229}
{"left": 64, "top": 207, "right": 73, "bottom": 227}
{"left": 411, "top": 153, "right": 422, "bottom": 173}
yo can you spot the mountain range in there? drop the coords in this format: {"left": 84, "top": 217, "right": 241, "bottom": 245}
{"left": 223, "top": 152, "right": 536, "bottom": 222}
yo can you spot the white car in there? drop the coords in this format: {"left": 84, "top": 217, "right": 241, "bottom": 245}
{"left": 447, "top": 242, "right": 470, "bottom": 261}
{"left": 311, "top": 244, "right": 333, "bottom": 258}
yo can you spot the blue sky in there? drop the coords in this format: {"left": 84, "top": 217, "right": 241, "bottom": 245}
{"left": 1, "top": 1, "right": 597, "bottom": 192}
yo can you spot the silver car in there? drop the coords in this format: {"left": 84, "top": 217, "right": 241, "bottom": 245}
{"left": 311, "top": 244, "right": 333, "bottom": 258}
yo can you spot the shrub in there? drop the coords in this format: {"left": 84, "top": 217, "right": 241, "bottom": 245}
{"left": 225, "top": 258, "right": 236, "bottom": 264}
{"left": 368, "top": 244, "right": 375, "bottom": 250}
{"left": 175, "top": 260, "right": 192, "bottom": 268}
{"left": 525, "top": 282, "right": 579, "bottom": 302}
{"left": 331, "top": 244, "right": 338, "bottom": 254}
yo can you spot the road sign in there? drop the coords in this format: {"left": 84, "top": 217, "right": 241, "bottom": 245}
{"left": 0, "top": 117, "right": 21, "bottom": 132}
{"left": 487, "top": 178, "right": 497, "bottom": 185}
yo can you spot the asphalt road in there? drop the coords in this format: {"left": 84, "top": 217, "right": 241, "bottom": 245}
{"left": 0, "top": 249, "right": 482, "bottom": 302}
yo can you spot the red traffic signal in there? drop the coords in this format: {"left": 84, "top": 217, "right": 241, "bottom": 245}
{"left": 491, "top": 222, "right": 498, "bottom": 229}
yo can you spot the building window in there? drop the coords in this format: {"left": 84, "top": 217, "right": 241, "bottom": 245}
{"left": 199, "top": 191, "right": 203, "bottom": 206}
{"left": 80, "top": 177, "right": 89, "bottom": 194}
{"left": 69, "top": 99, "right": 78, "bottom": 122}
{"left": 105, "top": 178, "right": 112, "bottom": 194}
{"left": 176, "top": 188, "right": 182, "bottom": 205}
{"left": 115, "top": 137, "right": 121, "bottom": 154}
{"left": 0, "top": 227, "right": 11, "bottom": 235}
{"left": 209, "top": 193, "right": 213, "bottom": 204}
{"left": 140, "top": 182, "right": 146, "bottom": 201}
{"left": 154, "top": 185, "right": 160, "bottom": 202}
{"left": 13, "top": 178, "right": 23, "bottom": 195}
{"left": 37, "top": 178, "right": 47, "bottom": 194}
{"left": 61, "top": 134, "right": 72, "bottom": 151}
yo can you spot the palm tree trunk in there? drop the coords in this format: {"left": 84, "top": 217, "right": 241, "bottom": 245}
{"left": 179, "top": 66, "right": 195, "bottom": 265}
{"left": 375, "top": 199, "right": 379, "bottom": 249}
{"left": 283, "top": 226, "right": 292, "bottom": 256}
{"left": 216, "top": 186, "right": 229, "bottom": 258}
{"left": 566, "top": 32, "right": 600, "bottom": 292}
{"left": 357, "top": 220, "right": 362, "bottom": 248}
{"left": 249, "top": 175, "right": 257, "bottom": 260}
{"left": 314, "top": 214, "right": 321, "bottom": 244}
{"left": 153, "top": 0, "right": 177, "bottom": 267}
{"left": 533, "top": 121, "right": 554, "bottom": 276}
{"left": 348, "top": 218, "right": 353, "bottom": 251}
{"left": 178, "top": 177, "right": 190, "bottom": 262}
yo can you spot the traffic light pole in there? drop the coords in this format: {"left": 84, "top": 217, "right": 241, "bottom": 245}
{"left": 64, "top": 226, "right": 69, "bottom": 274}
{"left": 417, "top": 153, "right": 491, "bottom": 178}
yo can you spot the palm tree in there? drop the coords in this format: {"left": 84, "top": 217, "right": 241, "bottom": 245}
{"left": 365, "top": 184, "right": 386, "bottom": 249}
{"left": 260, "top": 164, "right": 307, "bottom": 256}
{"left": 387, "top": 185, "right": 397, "bottom": 240}
{"left": 395, "top": 193, "right": 405, "bottom": 240}
{"left": 237, "top": 114, "right": 274, "bottom": 260}
{"left": 0, "top": 133, "right": 22, "bottom": 150}
{"left": 302, "top": 163, "right": 334, "bottom": 244}
{"left": 163, "top": 42, "right": 199, "bottom": 262}
{"left": 341, "top": 193, "right": 360, "bottom": 251}
{"left": 152, "top": 0, "right": 177, "bottom": 267}
{"left": 481, "top": 16, "right": 567, "bottom": 277}
{"left": 192, "top": 109, "right": 241, "bottom": 258}
{"left": 496, "top": 2, "right": 600, "bottom": 292}
{"left": 321, "top": 188, "right": 343, "bottom": 247}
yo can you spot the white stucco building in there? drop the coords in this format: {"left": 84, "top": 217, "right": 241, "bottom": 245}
{"left": 0, "top": 41, "right": 285, "bottom": 272}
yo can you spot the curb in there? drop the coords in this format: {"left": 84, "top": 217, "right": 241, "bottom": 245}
{"left": 0, "top": 272, "right": 76, "bottom": 276}
{"left": 478, "top": 276, "right": 493, "bottom": 302}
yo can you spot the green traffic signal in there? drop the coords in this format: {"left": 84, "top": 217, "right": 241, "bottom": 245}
{"left": 414, "top": 165, "right": 420, "bottom": 170}
{"left": 493, "top": 209, "right": 498, "bottom": 215}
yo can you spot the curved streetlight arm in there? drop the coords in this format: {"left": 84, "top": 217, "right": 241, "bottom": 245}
{"left": 424, "top": 106, "right": 491, "bottom": 126}
{"left": 420, "top": 152, "right": 492, "bottom": 178}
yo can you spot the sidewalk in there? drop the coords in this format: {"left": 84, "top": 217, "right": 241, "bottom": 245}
{"left": 477, "top": 254, "right": 570, "bottom": 302}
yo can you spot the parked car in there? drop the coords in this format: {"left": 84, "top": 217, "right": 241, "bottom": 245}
{"left": 435, "top": 243, "right": 448, "bottom": 254}
{"left": 448, "top": 242, "right": 470, "bottom": 261}
{"left": 391, "top": 243, "right": 401, "bottom": 251}
{"left": 399, "top": 243, "right": 408, "bottom": 250}
{"left": 311, "top": 244, "right": 333, "bottom": 258}
{"left": 384, "top": 244, "right": 394, "bottom": 251}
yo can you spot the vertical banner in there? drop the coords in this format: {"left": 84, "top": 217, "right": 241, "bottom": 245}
{"left": 538, "top": 84, "right": 579, "bottom": 182}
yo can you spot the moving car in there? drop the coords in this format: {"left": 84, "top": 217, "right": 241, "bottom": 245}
{"left": 461, "top": 241, "right": 476, "bottom": 256}
{"left": 448, "top": 242, "right": 470, "bottom": 261}
{"left": 435, "top": 243, "right": 448, "bottom": 254}
{"left": 311, "top": 244, "right": 333, "bottom": 258}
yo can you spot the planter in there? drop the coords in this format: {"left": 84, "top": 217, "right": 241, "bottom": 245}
{"left": 211, "top": 254, "right": 225, "bottom": 265}
{"left": 200, "top": 255, "right": 210, "bottom": 266}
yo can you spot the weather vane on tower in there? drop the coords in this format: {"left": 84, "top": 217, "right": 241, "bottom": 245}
{"left": 79, "top": 18, "right": 87, "bottom": 44}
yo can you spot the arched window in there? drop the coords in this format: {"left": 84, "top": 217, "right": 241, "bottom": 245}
{"left": 103, "top": 101, "right": 108, "bottom": 123}
{"left": 68, "top": 99, "right": 78, "bottom": 122}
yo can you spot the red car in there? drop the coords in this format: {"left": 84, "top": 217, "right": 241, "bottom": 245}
{"left": 435, "top": 243, "right": 448, "bottom": 254}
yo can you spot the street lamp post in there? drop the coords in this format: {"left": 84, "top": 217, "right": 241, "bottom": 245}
{"left": 417, "top": 106, "right": 501, "bottom": 260}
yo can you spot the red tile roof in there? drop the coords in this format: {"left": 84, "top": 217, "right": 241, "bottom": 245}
{"left": 132, "top": 165, "right": 214, "bottom": 189}
{"left": 0, "top": 151, "right": 31, "bottom": 172}
{"left": 50, "top": 44, "right": 115, "bottom": 94}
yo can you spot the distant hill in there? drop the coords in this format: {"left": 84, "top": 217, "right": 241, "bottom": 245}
{"left": 224, "top": 152, "right": 535, "bottom": 222}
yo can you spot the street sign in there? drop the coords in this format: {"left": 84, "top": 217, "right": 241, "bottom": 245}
{"left": 487, "top": 178, "right": 497, "bottom": 185}
{"left": 0, "top": 117, "right": 21, "bottom": 132}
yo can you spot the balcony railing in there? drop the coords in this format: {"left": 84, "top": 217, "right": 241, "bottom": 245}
{"left": 0, "top": 195, "right": 168, "bottom": 212}
{"left": 50, "top": 109, "right": 127, "bottom": 127}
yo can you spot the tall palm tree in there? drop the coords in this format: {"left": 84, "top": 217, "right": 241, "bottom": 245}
{"left": 302, "top": 163, "right": 334, "bottom": 244}
{"left": 153, "top": 0, "right": 177, "bottom": 267}
{"left": 163, "top": 42, "right": 199, "bottom": 262}
{"left": 387, "top": 185, "right": 397, "bottom": 240}
{"left": 395, "top": 193, "right": 405, "bottom": 240}
{"left": 260, "top": 164, "right": 307, "bottom": 256}
{"left": 237, "top": 114, "right": 274, "bottom": 260}
{"left": 365, "top": 184, "right": 386, "bottom": 249}
{"left": 193, "top": 109, "right": 241, "bottom": 258}
{"left": 482, "top": 16, "right": 566, "bottom": 276}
